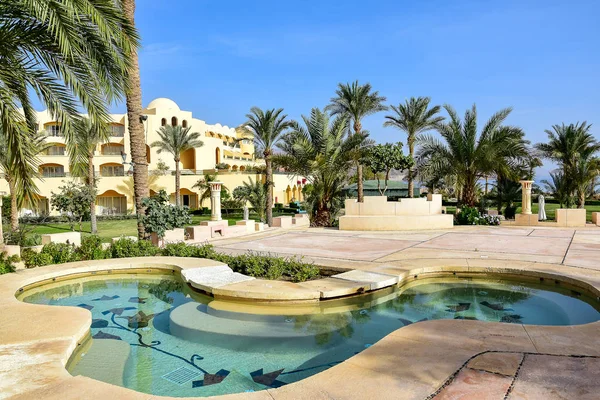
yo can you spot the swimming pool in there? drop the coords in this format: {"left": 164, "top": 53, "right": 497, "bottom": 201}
{"left": 20, "top": 273, "right": 600, "bottom": 397}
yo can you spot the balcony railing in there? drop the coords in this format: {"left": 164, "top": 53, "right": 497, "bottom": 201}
{"left": 109, "top": 125, "right": 125, "bottom": 137}
{"left": 45, "top": 127, "right": 63, "bottom": 137}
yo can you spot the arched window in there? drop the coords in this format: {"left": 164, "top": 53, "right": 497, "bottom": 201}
{"left": 171, "top": 116, "right": 178, "bottom": 126}
{"left": 182, "top": 120, "right": 188, "bottom": 128}
{"left": 161, "top": 118, "right": 166, "bottom": 127}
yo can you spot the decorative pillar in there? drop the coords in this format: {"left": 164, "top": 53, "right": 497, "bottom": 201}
{"left": 519, "top": 180, "right": 534, "bottom": 215}
{"left": 209, "top": 182, "right": 223, "bottom": 221}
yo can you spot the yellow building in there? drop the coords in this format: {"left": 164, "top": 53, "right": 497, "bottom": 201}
{"left": 0, "top": 98, "right": 304, "bottom": 216}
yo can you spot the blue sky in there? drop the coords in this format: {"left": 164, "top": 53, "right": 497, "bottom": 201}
{"left": 56, "top": 1, "right": 600, "bottom": 178}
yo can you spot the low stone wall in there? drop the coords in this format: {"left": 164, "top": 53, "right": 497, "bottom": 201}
{"left": 515, "top": 208, "right": 586, "bottom": 227}
{"left": 41, "top": 231, "right": 81, "bottom": 246}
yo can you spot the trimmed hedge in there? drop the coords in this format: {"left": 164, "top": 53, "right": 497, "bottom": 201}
{"left": 20, "top": 237, "right": 320, "bottom": 282}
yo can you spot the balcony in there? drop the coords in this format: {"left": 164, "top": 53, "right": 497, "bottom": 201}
{"left": 109, "top": 124, "right": 125, "bottom": 137}
{"left": 45, "top": 126, "right": 63, "bottom": 137}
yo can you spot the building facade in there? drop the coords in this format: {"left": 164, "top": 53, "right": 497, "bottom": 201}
{"left": 0, "top": 98, "right": 304, "bottom": 216}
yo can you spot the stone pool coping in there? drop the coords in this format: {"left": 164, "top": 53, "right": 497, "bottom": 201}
{"left": 1, "top": 256, "right": 600, "bottom": 399}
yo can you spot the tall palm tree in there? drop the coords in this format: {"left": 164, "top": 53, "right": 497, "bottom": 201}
{"left": 151, "top": 125, "right": 203, "bottom": 206}
{"left": 326, "top": 81, "right": 387, "bottom": 202}
{"left": 418, "top": 105, "right": 529, "bottom": 206}
{"left": 120, "top": 0, "right": 148, "bottom": 239}
{"left": 0, "top": 0, "right": 138, "bottom": 209}
{"left": 383, "top": 97, "right": 444, "bottom": 197}
{"left": 535, "top": 122, "right": 600, "bottom": 207}
{"left": 541, "top": 171, "right": 574, "bottom": 208}
{"left": 244, "top": 107, "right": 293, "bottom": 226}
{"left": 233, "top": 178, "right": 267, "bottom": 223}
{"left": 0, "top": 124, "right": 47, "bottom": 231}
{"left": 275, "top": 108, "right": 369, "bottom": 226}
{"left": 65, "top": 118, "right": 110, "bottom": 234}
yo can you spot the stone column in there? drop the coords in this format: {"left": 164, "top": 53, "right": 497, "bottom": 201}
{"left": 519, "top": 180, "right": 534, "bottom": 215}
{"left": 209, "top": 182, "right": 223, "bottom": 221}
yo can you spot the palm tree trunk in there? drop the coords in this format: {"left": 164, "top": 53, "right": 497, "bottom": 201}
{"left": 122, "top": 0, "right": 149, "bottom": 239}
{"left": 408, "top": 138, "right": 415, "bottom": 198}
{"left": 89, "top": 155, "right": 97, "bottom": 234}
{"left": 265, "top": 156, "right": 273, "bottom": 226}
{"left": 357, "top": 163, "right": 364, "bottom": 202}
{"left": 578, "top": 190, "right": 586, "bottom": 209}
{"left": 175, "top": 158, "right": 181, "bottom": 206}
{"left": 8, "top": 178, "right": 18, "bottom": 232}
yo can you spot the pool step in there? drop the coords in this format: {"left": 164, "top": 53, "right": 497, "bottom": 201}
{"left": 181, "top": 265, "right": 255, "bottom": 294}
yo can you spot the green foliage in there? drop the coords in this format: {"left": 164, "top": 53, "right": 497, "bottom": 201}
{"left": 1, "top": 195, "right": 10, "bottom": 224}
{"left": 455, "top": 207, "right": 500, "bottom": 226}
{"left": 3, "top": 226, "right": 41, "bottom": 246}
{"left": 51, "top": 181, "right": 96, "bottom": 231}
{"left": 162, "top": 242, "right": 198, "bottom": 258}
{"left": 0, "top": 252, "right": 18, "bottom": 275}
{"left": 75, "top": 236, "right": 106, "bottom": 261}
{"left": 364, "top": 142, "right": 414, "bottom": 195}
{"left": 106, "top": 238, "right": 161, "bottom": 259}
{"left": 233, "top": 179, "right": 267, "bottom": 222}
{"left": 141, "top": 190, "right": 192, "bottom": 238}
{"left": 152, "top": 159, "right": 171, "bottom": 176}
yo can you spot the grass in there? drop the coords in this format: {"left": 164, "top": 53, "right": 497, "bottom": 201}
{"left": 19, "top": 211, "right": 296, "bottom": 243}
{"left": 448, "top": 203, "right": 600, "bottom": 222}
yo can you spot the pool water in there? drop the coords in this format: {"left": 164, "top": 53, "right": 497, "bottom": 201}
{"left": 21, "top": 274, "right": 600, "bottom": 397}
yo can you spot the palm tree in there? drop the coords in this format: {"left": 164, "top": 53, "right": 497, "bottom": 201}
{"left": 0, "top": 0, "right": 138, "bottom": 212}
{"left": 383, "top": 97, "right": 444, "bottom": 197}
{"left": 326, "top": 81, "right": 387, "bottom": 202}
{"left": 418, "top": 105, "right": 529, "bottom": 206}
{"left": 65, "top": 118, "right": 110, "bottom": 234}
{"left": 0, "top": 124, "right": 48, "bottom": 231}
{"left": 233, "top": 178, "right": 267, "bottom": 222}
{"left": 120, "top": 0, "right": 148, "bottom": 238}
{"left": 275, "top": 108, "right": 369, "bottom": 226}
{"left": 244, "top": 107, "right": 293, "bottom": 226}
{"left": 535, "top": 122, "right": 600, "bottom": 207}
{"left": 541, "top": 171, "right": 574, "bottom": 208}
{"left": 151, "top": 125, "right": 203, "bottom": 206}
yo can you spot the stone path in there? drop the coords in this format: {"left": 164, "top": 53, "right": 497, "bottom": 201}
{"left": 213, "top": 225, "right": 600, "bottom": 272}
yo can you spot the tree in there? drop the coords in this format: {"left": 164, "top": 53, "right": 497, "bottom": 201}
{"left": 232, "top": 178, "right": 267, "bottom": 222}
{"left": 535, "top": 122, "right": 600, "bottom": 208}
{"left": 326, "top": 81, "right": 387, "bottom": 202}
{"left": 151, "top": 125, "right": 203, "bottom": 206}
{"left": 121, "top": 0, "right": 148, "bottom": 239}
{"left": 66, "top": 118, "right": 109, "bottom": 234}
{"left": 153, "top": 159, "right": 170, "bottom": 176}
{"left": 0, "top": 124, "right": 47, "bottom": 231}
{"left": 51, "top": 181, "right": 96, "bottom": 232}
{"left": 383, "top": 97, "right": 443, "bottom": 197}
{"left": 364, "top": 142, "right": 414, "bottom": 195}
{"left": 541, "top": 171, "right": 574, "bottom": 208}
{"left": 141, "top": 190, "right": 192, "bottom": 239}
{"left": 0, "top": 0, "right": 138, "bottom": 213}
{"left": 275, "top": 108, "right": 368, "bottom": 226}
{"left": 417, "top": 105, "right": 529, "bottom": 206}
{"left": 244, "top": 107, "right": 293, "bottom": 226}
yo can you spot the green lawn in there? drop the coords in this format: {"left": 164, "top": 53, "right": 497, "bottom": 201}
{"left": 20, "top": 211, "right": 295, "bottom": 243}
{"left": 447, "top": 203, "right": 600, "bottom": 221}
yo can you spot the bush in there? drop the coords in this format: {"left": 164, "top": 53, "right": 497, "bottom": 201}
{"left": 75, "top": 236, "right": 106, "bottom": 260}
{"left": 162, "top": 242, "right": 199, "bottom": 258}
{"left": 141, "top": 190, "right": 192, "bottom": 238}
{"left": 20, "top": 243, "right": 76, "bottom": 268}
{"left": 106, "top": 238, "right": 161, "bottom": 258}
{"left": 0, "top": 252, "right": 18, "bottom": 275}
{"left": 504, "top": 205, "right": 517, "bottom": 219}
{"left": 455, "top": 206, "right": 501, "bottom": 226}
{"left": 3, "top": 228, "right": 41, "bottom": 247}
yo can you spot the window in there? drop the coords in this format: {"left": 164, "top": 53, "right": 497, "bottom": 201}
{"left": 161, "top": 118, "right": 167, "bottom": 127}
{"left": 100, "top": 165, "right": 124, "bottom": 176}
{"left": 41, "top": 165, "right": 64, "bottom": 177}
{"left": 44, "top": 146, "right": 65, "bottom": 156}
{"left": 109, "top": 125, "right": 125, "bottom": 137}
{"left": 46, "top": 125, "right": 62, "bottom": 137}
{"left": 171, "top": 116, "right": 178, "bottom": 126}
{"left": 182, "top": 120, "right": 188, "bottom": 128}
{"left": 102, "top": 144, "right": 124, "bottom": 155}
{"left": 97, "top": 196, "right": 127, "bottom": 215}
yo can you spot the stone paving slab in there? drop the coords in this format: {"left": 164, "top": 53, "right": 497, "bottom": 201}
{"left": 332, "top": 269, "right": 399, "bottom": 290}
{"left": 434, "top": 368, "right": 513, "bottom": 399}
{"left": 529, "top": 229, "right": 575, "bottom": 238}
{"left": 180, "top": 265, "right": 255, "bottom": 293}
{"left": 508, "top": 354, "right": 600, "bottom": 399}
{"left": 467, "top": 352, "right": 523, "bottom": 376}
{"left": 220, "top": 232, "right": 420, "bottom": 261}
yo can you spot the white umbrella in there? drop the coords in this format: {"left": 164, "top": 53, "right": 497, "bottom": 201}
{"left": 538, "top": 195, "right": 547, "bottom": 221}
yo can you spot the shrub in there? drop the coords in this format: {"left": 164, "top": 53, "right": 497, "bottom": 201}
{"left": 0, "top": 252, "right": 18, "bottom": 275}
{"left": 504, "top": 205, "right": 517, "bottom": 219}
{"left": 106, "top": 238, "right": 161, "bottom": 258}
{"left": 162, "top": 242, "right": 198, "bottom": 258}
{"left": 285, "top": 257, "right": 320, "bottom": 282}
{"left": 141, "top": 190, "right": 192, "bottom": 238}
{"left": 21, "top": 248, "right": 56, "bottom": 268}
{"left": 455, "top": 206, "right": 501, "bottom": 226}
{"left": 76, "top": 236, "right": 106, "bottom": 260}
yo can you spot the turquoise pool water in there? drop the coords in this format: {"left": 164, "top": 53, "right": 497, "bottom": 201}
{"left": 21, "top": 274, "right": 600, "bottom": 397}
